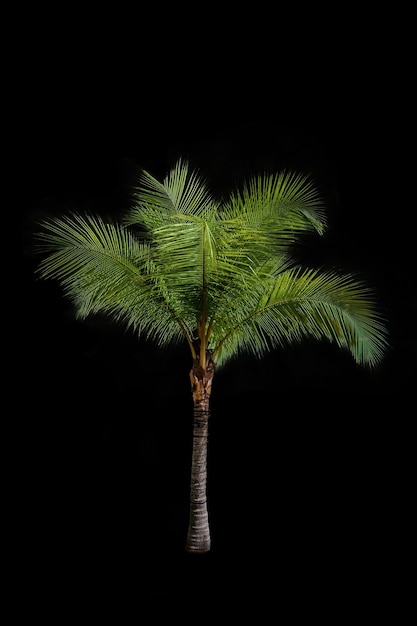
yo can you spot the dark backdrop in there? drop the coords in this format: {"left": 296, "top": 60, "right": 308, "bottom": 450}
{"left": 13, "top": 44, "right": 414, "bottom": 614}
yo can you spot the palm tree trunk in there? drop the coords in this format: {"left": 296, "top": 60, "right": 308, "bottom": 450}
{"left": 185, "top": 355, "right": 215, "bottom": 553}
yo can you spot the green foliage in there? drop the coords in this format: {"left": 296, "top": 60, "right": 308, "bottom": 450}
{"left": 35, "top": 158, "right": 388, "bottom": 368}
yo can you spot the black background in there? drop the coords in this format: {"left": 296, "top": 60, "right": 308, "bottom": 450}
{"left": 12, "top": 17, "right": 415, "bottom": 615}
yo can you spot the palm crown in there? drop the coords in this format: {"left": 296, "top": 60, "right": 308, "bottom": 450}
{"left": 36, "top": 157, "right": 388, "bottom": 370}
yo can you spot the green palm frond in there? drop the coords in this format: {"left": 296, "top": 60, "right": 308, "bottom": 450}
{"left": 35, "top": 213, "right": 192, "bottom": 347}
{"left": 212, "top": 267, "right": 388, "bottom": 368}
{"left": 35, "top": 157, "right": 389, "bottom": 370}
{"left": 125, "top": 158, "right": 216, "bottom": 230}
{"left": 223, "top": 169, "right": 327, "bottom": 240}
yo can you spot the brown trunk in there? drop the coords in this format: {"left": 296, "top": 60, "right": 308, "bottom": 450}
{"left": 185, "top": 353, "right": 215, "bottom": 553}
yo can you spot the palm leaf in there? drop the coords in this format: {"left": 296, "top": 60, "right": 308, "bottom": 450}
{"left": 35, "top": 213, "right": 191, "bottom": 346}
{"left": 125, "top": 158, "right": 216, "bottom": 230}
{"left": 212, "top": 267, "right": 388, "bottom": 368}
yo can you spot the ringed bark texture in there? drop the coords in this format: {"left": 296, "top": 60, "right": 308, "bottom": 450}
{"left": 185, "top": 356, "right": 215, "bottom": 553}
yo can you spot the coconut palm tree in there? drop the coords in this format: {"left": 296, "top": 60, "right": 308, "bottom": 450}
{"left": 34, "top": 157, "right": 388, "bottom": 554}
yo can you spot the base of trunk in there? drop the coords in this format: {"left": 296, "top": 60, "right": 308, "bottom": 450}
{"left": 185, "top": 532, "right": 211, "bottom": 553}
{"left": 185, "top": 542, "right": 211, "bottom": 554}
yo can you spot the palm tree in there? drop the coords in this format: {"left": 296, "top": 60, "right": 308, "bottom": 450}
{"left": 34, "top": 157, "right": 388, "bottom": 554}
